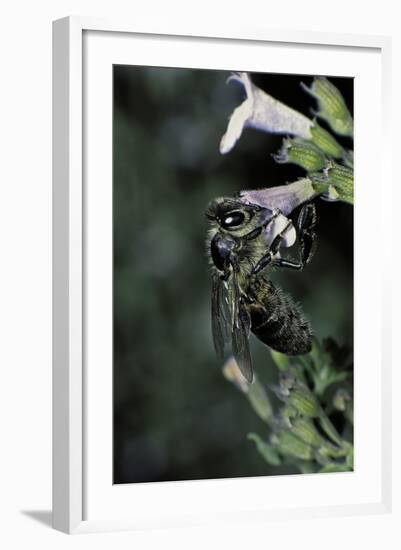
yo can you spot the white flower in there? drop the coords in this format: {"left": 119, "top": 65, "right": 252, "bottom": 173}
{"left": 220, "top": 72, "right": 313, "bottom": 154}
{"left": 240, "top": 178, "right": 317, "bottom": 216}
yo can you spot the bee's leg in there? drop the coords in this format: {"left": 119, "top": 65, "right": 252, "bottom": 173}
{"left": 297, "top": 203, "right": 317, "bottom": 266}
{"left": 252, "top": 204, "right": 317, "bottom": 275}
{"left": 243, "top": 226, "right": 263, "bottom": 242}
{"left": 251, "top": 222, "right": 293, "bottom": 275}
{"left": 243, "top": 210, "right": 280, "bottom": 242}
{"left": 251, "top": 252, "right": 274, "bottom": 275}
{"left": 273, "top": 257, "right": 303, "bottom": 270}
{"left": 273, "top": 204, "right": 317, "bottom": 271}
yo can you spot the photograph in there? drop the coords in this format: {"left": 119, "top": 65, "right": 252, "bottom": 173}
{"left": 112, "top": 65, "right": 354, "bottom": 484}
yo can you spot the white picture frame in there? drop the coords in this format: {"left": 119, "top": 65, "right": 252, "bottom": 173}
{"left": 52, "top": 16, "right": 392, "bottom": 534}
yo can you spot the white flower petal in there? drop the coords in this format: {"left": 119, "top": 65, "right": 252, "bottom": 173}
{"left": 220, "top": 98, "right": 253, "bottom": 154}
{"left": 252, "top": 86, "right": 312, "bottom": 138}
{"left": 220, "top": 72, "right": 313, "bottom": 154}
{"left": 263, "top": 214, "right": 297, "bottom": 248}
{"left": 240, "top": 179, "right": 316, "bottom": 216}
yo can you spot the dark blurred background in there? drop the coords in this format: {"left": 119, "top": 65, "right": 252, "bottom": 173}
{"left": 113, "top": 66, "right": 353, "bottom": 484}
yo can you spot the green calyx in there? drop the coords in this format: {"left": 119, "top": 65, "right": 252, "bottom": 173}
{"left": 310, "top": 122, "right": 345, "bottom": 159}
{"left": 303, "top": 77, "right": 353, "bottom": 137}
{"left": 275, "top": 137, "right": 326, "bottom": 171}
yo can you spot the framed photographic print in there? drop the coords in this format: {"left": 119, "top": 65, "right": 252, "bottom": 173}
{"left": 52, "top": 17, "right": 392, "bottom": 533}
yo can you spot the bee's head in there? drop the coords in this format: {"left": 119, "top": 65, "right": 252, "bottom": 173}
{"left": 210, "top": 232, "right": 236, "bottom": 277}
{"left": 205, "top": 197, "right": 260, "bottom": 237}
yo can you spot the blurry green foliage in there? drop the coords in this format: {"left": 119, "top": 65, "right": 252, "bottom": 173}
{"left": 230, "top": 338, "right": 353, "bottom": 474}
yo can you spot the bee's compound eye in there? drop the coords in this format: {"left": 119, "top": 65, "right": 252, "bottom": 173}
{"left": 222, "top": 211, "right": 245, "bottom": 229}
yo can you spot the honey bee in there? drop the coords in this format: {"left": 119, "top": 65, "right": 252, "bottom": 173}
{"left": 206, "top": 187, "right": 317, "bottom": 382}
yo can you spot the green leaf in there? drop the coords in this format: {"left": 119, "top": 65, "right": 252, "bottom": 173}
{"left": 247, "top": 433, "right": 281, "bottom": 466}
{"left": 319, "top": 462, "right": 351, "bottom": 473}
{"left": 346, "top": 447, "right": 354, "bottom": 469}
{"left": 317, "top": 415, "right": 343, "bottom": 447}
{"left": 298, "top": 462, "right": 319, "bottom": 474}
{"left": 270, "top": 350, "right": 291, "bottom": 371}
{"left": 313, "top": 368, "right": 349, "bottom": 397}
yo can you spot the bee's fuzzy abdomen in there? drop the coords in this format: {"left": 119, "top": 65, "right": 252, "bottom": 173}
{"left": 249, "top": 280, "right": 312, "bottom": 356}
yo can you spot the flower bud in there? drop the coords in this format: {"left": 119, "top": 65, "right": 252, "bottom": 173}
{"left": 333, "top": 388, "right": 351, "bottom": 412}
{"left": 275, "top": 137, "right": 326, "bottom": 172}
{"left": 302, "top": 77, "right": 353, "bottom": 137}
{"left": 279, "top": 405, "right": 298, "bottom": 426}
{"left": 223, "top": 357, "right": 273, "bottom": 423}
{"left": 310, "top": 122, "right": 344, "bottom": 158}
{"left": 290, "top": 417, "right": 324, "bottom": 447}
{"left": 318, "top": 442, "right": 347, "bottom": 460}
{"left": 287, "top": 386, "right": 320, "bottom": 417}
{"left": 247, "top": 379, "right": 273, "bottom": 423}
{"left": 310, "top": 160, "right": 353, "bottom": 204}
{"left": 324, "top": 161, "right": 354, "bottom": 204}
{"left": 274, "top": 430, "right": 314, "bottom": 461}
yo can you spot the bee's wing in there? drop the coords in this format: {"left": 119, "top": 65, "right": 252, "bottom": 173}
{"left": 211, "top": 277, "right": 229, "bottom": 359}
{"left": 231, "top": 271, "right": 253, "bottom": 383}
{"left": 232, "top": 307, "right": 253, "bottom": 383}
